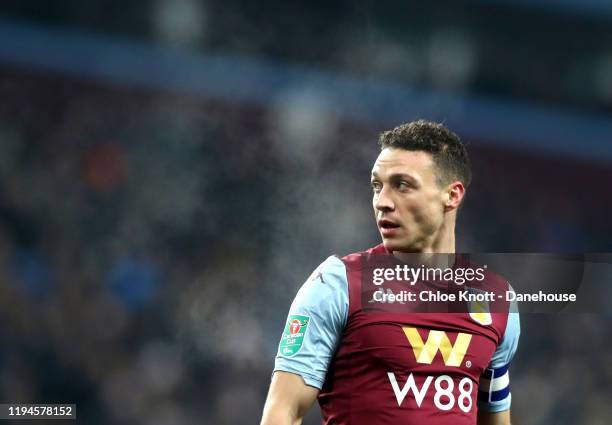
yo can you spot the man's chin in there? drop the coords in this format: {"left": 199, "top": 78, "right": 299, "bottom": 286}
{"left": 381, "top": 238, "right": 402, "bottom": 252}
{"left": 381, "top": 237, "right": 418, "bottom": 253}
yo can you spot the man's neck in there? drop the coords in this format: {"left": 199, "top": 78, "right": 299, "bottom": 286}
{"left": 392, "top": 220, "right": 456, "bottom": 266}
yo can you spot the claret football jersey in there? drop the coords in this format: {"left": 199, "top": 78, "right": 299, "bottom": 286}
{"left": 274, "top": 244, "right": 520, "bottom": 425}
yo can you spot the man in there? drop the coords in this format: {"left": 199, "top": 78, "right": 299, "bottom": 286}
{"left": 260, "top": 120, "right": 520, "bottom": 425}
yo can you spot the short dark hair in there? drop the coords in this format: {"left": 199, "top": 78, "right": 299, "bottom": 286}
{"left": 378, "top": 120, "right": 472, "bottom": 188}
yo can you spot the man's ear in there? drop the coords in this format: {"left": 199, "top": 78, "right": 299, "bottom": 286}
{"left": 445, "top": 181, "right": 465, "bottom": 211}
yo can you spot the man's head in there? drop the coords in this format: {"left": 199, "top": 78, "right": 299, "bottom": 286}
{"left": 371, "top": 120, "right": 471, "bottom": 253}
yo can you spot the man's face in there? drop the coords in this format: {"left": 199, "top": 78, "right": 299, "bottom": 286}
{"left": 371, "top": 148, "right": 448, "bottom": 252}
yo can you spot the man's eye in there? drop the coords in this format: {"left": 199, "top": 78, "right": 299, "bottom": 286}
{"left": 398, "top": 181, "right": 412, "bottom": 190}
{"left": 371, "top": 182, "right": 382, "bottom": 192}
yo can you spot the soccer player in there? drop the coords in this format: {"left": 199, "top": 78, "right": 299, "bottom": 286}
{"left": 260, "top": 121, "right": 520, "bottom": 425}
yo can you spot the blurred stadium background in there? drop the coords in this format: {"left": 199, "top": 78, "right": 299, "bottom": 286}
{"left": 0, "top": 1, "right": 610, "bottom": 424}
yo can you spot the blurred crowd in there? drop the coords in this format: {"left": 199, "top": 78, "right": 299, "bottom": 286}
{"left": 0, "top": 67, "right": 610, "bottom": 425}
{"left": 5, "top": 0, "right": 612, "bottom": 114}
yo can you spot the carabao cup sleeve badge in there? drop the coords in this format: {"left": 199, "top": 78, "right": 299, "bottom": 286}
{"left": 279, "top": 315, "right": 310, "bottom": 357}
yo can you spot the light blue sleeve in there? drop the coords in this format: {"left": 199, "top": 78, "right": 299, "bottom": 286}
{"left": 478, "top": 292, "right": 520, "bottom": 413}
{"left": 273, "top": 256, "right": 349, "bottom": 389}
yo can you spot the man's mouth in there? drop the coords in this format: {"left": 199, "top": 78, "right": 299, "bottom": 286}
{"left": 378, "top": 219, "right": 400, "bottom": 228}
{"left": 378, "top": 219, "right": 400, "bottom": 236}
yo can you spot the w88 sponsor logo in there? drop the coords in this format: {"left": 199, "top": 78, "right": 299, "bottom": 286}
{"left": 387, "top": 372, "right": 474, "bottom": 413}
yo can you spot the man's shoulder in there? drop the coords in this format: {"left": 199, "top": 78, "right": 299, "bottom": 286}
{"left": 339, "top": 243, "right": 388, "bottom": 265}
{"left": 460, "top": 256, "right": 513, "bottom": 293}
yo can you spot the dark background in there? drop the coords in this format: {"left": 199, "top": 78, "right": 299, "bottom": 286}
{"left": 0, "top": 1, "right": 610, "bottom": 424}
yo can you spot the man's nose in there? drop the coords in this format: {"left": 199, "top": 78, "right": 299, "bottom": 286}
{"left": 374, "top": 186, "right": 394, "bottom": 211}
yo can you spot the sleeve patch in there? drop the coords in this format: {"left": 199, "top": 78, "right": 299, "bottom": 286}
{"left": 278, "top": 315, "right": 310, "bottom": 357}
